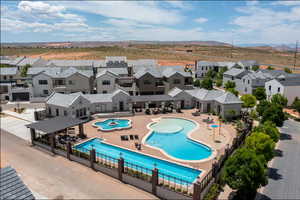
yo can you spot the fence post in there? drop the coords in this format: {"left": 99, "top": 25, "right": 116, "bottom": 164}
{"left": 152, "top": 168, "right": 158, "bottom": 195}
{"left": 193, "top": 182, "right": 201, "bottom": 200}
{"left": 67, "top": 142, "right": 72, "bottom": 160}
{"left": 34, "top": 111, "right": 38, "bottom": 121}
{"left": 118, "top": 158, "right": 124, "bottom": 181}
{"left": 50, "top": 133, "right": 56, "bottom": 155}
{"left": 90, "top": 149, "right": 96, "bottom": 170}
{"left": 30, "top": 128, "right": 36, "bottom": 146}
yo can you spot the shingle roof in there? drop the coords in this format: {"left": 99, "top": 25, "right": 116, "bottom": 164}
{"left": 224, "top": 68, "right": 247, "bottom": 77}
{"left": 46, "top": 92, "right": 88, "bottom": 107}
{"left": 168, "top": 87, "right": 183, "bottom": 97}
{"left": 0, "top": 67, "right": 18, "bottom": 75}
{"left": 26, "top": 116, "right": 87, "bottom": 134}
{"left": 131, "top": 95, "right": 174, "bottom": 102}
{"left": 0, "top": 56, "right": 25, "bottom": 66}
{"left": 161, "top": 66, "right": 191, "bottom": 78}
{"left": 83, "top": 93, "right": 114, "bottom": 103}
{"left": 186, "top": 89, "right": 224, "bottom": 101}
{"left": 215, "top": 92, "right": 242, "bottom": 104}
{"left": 197, "top": 61, "right": 218, "bottom": 67}
{"left": 0, "top": 166, "right": 35, "bottom": 200}
{"left": 27, "top": 67, "right": 61, "bottom": 76}
{"left": 134, "top": 67, "right": 162, "bottom": 79}
{"left": 276, "top": 77, "right": 300, "bottom": 86}
{"left": 48, "top": 60, "right": 95, "bottom": 67}
{"left": 96, "top": 69, "right": 119, "bottom": 78}
{"left": 42, "top": 67, "right": 93, "bottom": 78}
{"left": 17, "top": 57, "right": 41, "bottom": 66}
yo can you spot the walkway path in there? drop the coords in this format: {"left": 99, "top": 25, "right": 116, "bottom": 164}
{"left": 1, "top": 130, "right": 157, "bottom": 199}
{"left": 257, "top": 119, "right": 300, "bottom": 199}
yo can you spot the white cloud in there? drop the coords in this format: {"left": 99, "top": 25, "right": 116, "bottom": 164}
{"left": 194, "top": 17, "right": 208, "bottom": 24}
{"left": 272, "top": 1, "right": 300, "bottom": 6}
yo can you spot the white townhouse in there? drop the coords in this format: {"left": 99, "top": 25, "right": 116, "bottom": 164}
{"left": 234, "top": 60, "right": 259, "bottom": 70}
{"left": 95, "top": 69, "right": 119, "bottom": 94}
{"left": 265, "top": 76, "right": 300, "bottom": 106}
{"left": 195, "top": 61, "right": 235, "bottom": 79}
{"left": 223, "top": 68, "right": 250, "bottom": 92}
{"left": 32, "top": 67, "right": 93, "bottom": 97}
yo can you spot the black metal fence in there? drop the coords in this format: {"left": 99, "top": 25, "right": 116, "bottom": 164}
{"left": 158, "top": 171, "right": 192, "bottom": 196}
{"left": 124, "top": 161, "right": 152, "bottom": 182}
{"left": 95, "top": 152, "right": 118, "bottom": 169}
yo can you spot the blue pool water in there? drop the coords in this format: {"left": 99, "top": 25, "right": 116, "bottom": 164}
{"left": 210, "top": 124, "right": 220, "bottom": 128}
{"left": 74, "top": 138, "right": 201, "bottom": 183}
{"left": 146, "top": 118, "right": 212, "bottom": 161}
{"left": 94, "top": 119, "right": 130, "bottom": 131}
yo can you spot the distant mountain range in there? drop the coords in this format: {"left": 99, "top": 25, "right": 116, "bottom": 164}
{"left": 1, "top": 40, "right": 297, "bottom": 52}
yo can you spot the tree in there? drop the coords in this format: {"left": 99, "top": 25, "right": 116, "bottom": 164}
{"left": 253, "top": 121, "right": 280, "bottom": 142}
{"left": 284, "top": 67, "right": 292, "bottom": 73}
{"left": 227, "top": 88, "right": 239, "bottom": 97}
{"left": 21, "top": 64, "right": 31, "bottom": 77}
{"left": 256, "top": 100, "right": 270, "bottom": 116}
{"left": 271, "top": 93, "right": 288, "bottom": 107}
{"left": 245, "top": 132, "right": 275, "bottom": 162}
{"left": 206, "top": 69, "right": 216, "bottom": 79}
{"left": 241, "top": 94, "right": 257, "bottom": 109}
{"left": 216, "top": 79, "right": 223, "bottom": 87}
{"left": 193, "top": 79, "right": 201, "bottom": 87}
{"left": 252, "top": 65, "right": 260, "bottom": 71}
{"left": 224, "top": 81, "right": 236, "bottom": 90}
{"left": 261, "top": 103, "right": 285, "bottom": 127}
{"left": 253, "top": 87, "right": 266, "bottom": 101}
{"left": 200, "top": 78, "right": 213, "bottom": 90}
{"left": 292, "top": 97, "right": 300, "bottom": 113}
{"left": 222, "top": 148, "right": 268, "bottom": 199}
{"left": 250, "top": 110, "right": 259, "bottom": 121}
{"left": 267, "top": 66, "right": 274, "bottom": 70}
{"left": 216, "top": 67, "right": 228, "bottom": 80}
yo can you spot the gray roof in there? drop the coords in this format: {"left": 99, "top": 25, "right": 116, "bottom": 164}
{"left": 105, "top": 56, "right": 127, "bottom": 62}
{"left": 46, "top": 92, "right": 87, "bottom": 107}
{"left": 26, "top": 116, "right": 87, "bottom": 134}
{"left": 27, "top": 67, "right": 61, "bottom": 76}
{"left": 215, "top": 92, "right": 242, "bottom": 104}
{"left": 168, "top": 87, "right": 183, "bottom": 97}
{"left": 47, "top": 60, "right": 95, "bottom": 68}
{"left": 238, "top": 60, "right": 259, "bottom": 67}
{"left": 224, "top": 68, "right": 247, "bottom": 77}
{"left": 0, "top": 166, "right": 35, "bottom": 200}
{"left": 0, "top": 56, "right": 25, "bottom": 66}
{"left": 161, "top": 66, "right": 191, "bottom": 78}
{"left": 131, "top": 95, "right": 174, "bottom": 102}
{"left": 17, "top": 57, "right": 41, "bottom": 66}
{"left": 128, "top": 59, "right": 157, "bottom": 67}
{"left": 186, "top": 89, "right": 224, "bottom": 101}
{"left": 42, "top": 67, "right": 93, "bottom": 78}
{"left": 0, "top": 67, "right": 18, "bottom": 75}
{"left": 197, "top": 61, "right": 218, "bottom": 67}
{"left": 84, "top": 93, "right": 114, "bottom": 103}
{"left": 96, "top": 69, "right": 119, "bottom": 78}
{"left": 275, "top": 77, "right": 300, "bottom": 86}
{"left": 134, "top": 67, "right": 162, "bottom": 79}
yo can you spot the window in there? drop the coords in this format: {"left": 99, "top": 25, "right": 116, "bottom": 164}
{"left": 43, "top": 90, "right": 48, "bottom": 95}
{"left": 231, "top": 77, "right": 234, "bottom": 80}
{"left": 103, "top": 90, "right": 107, "bottom": 94}
{"left": 269, "top": 85, "right": 271, "bottom": 91}
{"left": 9, "top": 76, "right": 13, "bottom": 79}
{"left": 143, "top": 80, "right": 151, "bottom": 85}
{"left": 202, "top": 67, "right": 204, "bottom": 70}
{"left": 102, "top": 80, "right": 110, "bottom": 85}
{"left": 206, "top": 67, "right": 208, "bottom": 70}
{"left": 278, "top": 87, "right": 280, "bottom": 92}
{"left": 173, "top": 79, "right": 181, "bottom": 84}
{"left": 3, "top": 76, "right": 6, "bottom": 80}
{"left": 248, "top": 80, "right": 250, "bottom": 84}
{"left": 64, "top": 110, "right": 67, "bottom": 116}
{"left": 68, "top": 80, "right": 73, "bottom": 85}
{"left": 245, "top": 88, "right": 247, "bottom": 92}
{"left": 39, "top": 80, "right": 48, "bottom": 85}
{"left": 243, "top": 79, "right": 245, "bottom": 83}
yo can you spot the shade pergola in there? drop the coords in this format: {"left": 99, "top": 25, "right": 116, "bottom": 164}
{"left": 26, "top": 116, "right": 87, "bottom": 134}
{"left": 26, "top": 116, "right": 87, "bottom": 154}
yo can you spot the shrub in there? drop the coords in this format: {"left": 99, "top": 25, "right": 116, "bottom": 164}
{"left": 203, "top": 183, "right": 221, "bottom": 200}
{"left": 261, "top": 104, "right": 285, "bottom": 127}
{"left": 224, "top": 81, "right": 236, "bottom": 90}
{"left": 241, "top": 94, "right": 257, "bottom": 109}
{"left": 284, "top": 67, "right": 292, "bottom": 73}
{"left": 200, "top": 78, "right": 213, "bottom": 90}
{"left": 253, "top": 87, "right": 266, "bottom": 101}
{"left": 216, "top": 79, "right": 222, "bottom": 87}
{"left": 292, "top": 97, "right": 300, "bottom": 113}
{"left": 271, "top": 94, "right": 288, "bottom": 107}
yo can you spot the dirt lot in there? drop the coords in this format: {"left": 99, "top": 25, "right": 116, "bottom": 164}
{"left": 1, "top": 44, "right": 299, "bottom": 70}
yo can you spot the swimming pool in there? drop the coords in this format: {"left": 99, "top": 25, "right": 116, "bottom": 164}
{"left": 74, "top": 138, "right": 201, "bottom": 183}
{"left": 145, "top": 118, "right": 213, "bottom": 161}
{"left": 93, "top": 119, "right": 131, "bottom": 131}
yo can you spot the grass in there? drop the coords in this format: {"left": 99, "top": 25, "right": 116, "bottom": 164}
{"left": 1, "top": 45, "right": 299, "bottom": 68}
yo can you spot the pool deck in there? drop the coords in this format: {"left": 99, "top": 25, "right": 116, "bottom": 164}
{"left": 79, "top": 109, "right": 236, "bottom": 178}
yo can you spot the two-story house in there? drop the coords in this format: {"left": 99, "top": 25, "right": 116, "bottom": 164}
{"left": 195, "top": 61, "right": 235, "bottom": 79}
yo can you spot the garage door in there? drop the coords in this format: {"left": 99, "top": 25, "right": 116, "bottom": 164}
{"left": 12, "top": 92, "right": 30, "bottom": 101}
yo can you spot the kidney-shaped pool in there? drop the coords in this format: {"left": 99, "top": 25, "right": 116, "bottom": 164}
{"left": 145, "top": 118, "right": 213, "bottom": 161}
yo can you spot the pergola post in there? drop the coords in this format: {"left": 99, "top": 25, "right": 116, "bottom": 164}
{"left": 78, "top": 124, "right": 85, "bottom": 139}
{"left": 67, "top": 142, "right": 72, "bottom": 160}
{"left": 30, "top": 128, "right": 36, "bottom": 146}
{"left": 193, "top": 182, "right": 202, "bottom": 200}
{"left": 152, "top": 168, "right": 159, "bottom": 195}
{"left": 50, "top": 133, "right": 56, "bottom": 154}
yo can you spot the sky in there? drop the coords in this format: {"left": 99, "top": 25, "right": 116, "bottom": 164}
{"left": 1, "top": 0, "right": 300, "bottom": 44}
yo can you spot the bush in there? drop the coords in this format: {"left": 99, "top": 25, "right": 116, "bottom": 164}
{"left": 256, "top": 100, "right": 270, "bottom": 116}
{"left": 194, "top": 79, "right": 201, "bottom": 87}
{"left": 284, "top": 67, "right": 292, "bottom": 73}
{"left": 227, "top": 88, "right": 239, "bottom": 97}
{"left": 241, "top": 94, "right": 257, "bottom": 109}
{"left": 203, "top": 183, "right": 221, "bottom": 200}
{"left": 253, "top": 121, "right": 280, "bottom": 142}
{"left": 201, "top": 78, "right": 213, "bottom": 90}
{"left": 253, "top": 87, "right": 266, "bottom": 101}
{"left": 216, "top": 79, "right": 222, "bottom": 87}
{"left": 224, "top": 81, "right": 236, "bottom": 90}
{"left": 292, "top": 97, "right": 300, "bottom": 113}
{"left": 261, "top": 103, "right": 285, "bottom": 127}
{"left": 271, "top": 94, "right": 288, "bottom": 107}
{"left": 252, "top": 65, "right": 260, "bottom": 71}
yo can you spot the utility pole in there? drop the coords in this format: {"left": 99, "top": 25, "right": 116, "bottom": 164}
{"left": 230, "top": 39, "right": 234, "bottom": 59}
{"left": 294, "top": 40, "right": 298, "bottom": 70}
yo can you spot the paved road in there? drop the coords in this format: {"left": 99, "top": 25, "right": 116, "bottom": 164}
{"left": 258, "top": 119, "right": 300, "bottom": 200}
{"left": 0, "top": 130, "right": 157, "bottom": 199}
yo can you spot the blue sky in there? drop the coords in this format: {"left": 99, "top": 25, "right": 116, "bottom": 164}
{"left": 1, "top": 1, "right": 300, "bottom": 44}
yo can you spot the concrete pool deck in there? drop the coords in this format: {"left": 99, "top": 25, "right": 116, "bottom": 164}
{"left": 79, "top": 109, "right": 236, "bottom": 175}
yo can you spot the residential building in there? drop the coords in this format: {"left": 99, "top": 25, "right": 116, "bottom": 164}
{"left": 195, "top": 61, "right": 235, "bottom": 79}
{"left": 265, "top": 75, "right": 300, "bottom": 106}
{"left": 234, "top": 60, "right": 259, "bottom": 70}
{"left": 0, "top": 67, "right": 19, "bottom": 83}
{"left": 223, "top": 68, "right": 250, "bottom": 92}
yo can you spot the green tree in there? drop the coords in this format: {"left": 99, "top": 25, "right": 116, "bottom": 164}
{"left": 222, "top": 148, "right": 268, "bottom": 199}
{"left": 284, "top": 67, "right": 292, "bottom": 73}
{"left": 253, "top": 87, "right": 266, "bottom": 101}
{"left": 292, "top": 97, "right": 300, "bottom": 113}
{"left": 245, "top": 132, "right": 275, "bottom": 162}
{"left": 216, "top": 79, "right": 223, "bottom": 87}
{"left": 262, "top": 103, "right": 285, "bottom": 127}
{"left": 227, "top": 88, "right": 239, "bottom": 97}
{"left": 267, "top": 66, "right": 274, "bottom": 70}
{"left": 216, "top": 67, "right": 228, "bottom": 79}
{"left": 252, "top": 65, "right": 260, "bottom": 71}
{"left": 200, "top": 78, "right": 213, "bottom": 90}
{"left": 193, "top": 79, "right": 201, "bottom": 87}
{"left": 241, "top": 94, "right": 257, "bottom": 109}
{"left": 256, "top": 100, "right": 270, "bottom": 116}
{"left": 20, "top": 64, "right": 31, "bottom": 77}
{"left": 271, "top": 93, "right": 288, "bottom": 107}
{"left": 250, "top": 110, "right": 259, "bottom": 121}
{"left": 253, "top": 121, "right": 280, "bottom": 142}
{"left": 224, "top": 81, "right": 236, "bottom": 90}
{"left": 206, "top": 69, "right": 216, "bottom": 79}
